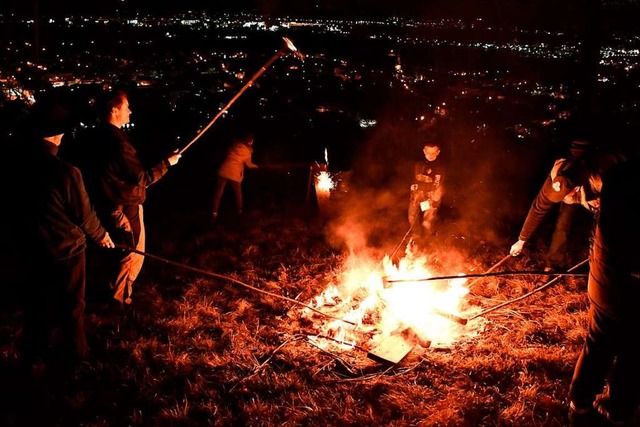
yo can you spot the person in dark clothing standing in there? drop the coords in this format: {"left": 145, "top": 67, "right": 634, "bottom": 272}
{"left": 9, "top": 96, "right": 115, "bottom": 370}
{"left": 510, "top": 140, "right": 597, "bottom": 271}
{"left": 77, "top": 89, "right": 181, "bottom": 305}
{"left": 568, "top": 151, "right": 639, "bottom": 427}
{"left": 408, "top": 141, "right": 444, "bottom": 240}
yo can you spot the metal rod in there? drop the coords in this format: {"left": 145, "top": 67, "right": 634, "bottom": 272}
{"left": 465, "top": 258, "right": 589, "bottom": 321}
{"left": 466, "top": 253, "right": 512, "bottom": 291}
{"left": 178, "top": 37, "right": 301, "bottom": 156}
{"left": 383, "top": 269, "right": 587, "bottom": 284}
{"left": 112, "top": 243, "right": 354, "bottom": 326}
{"left": 389, "top": 218, "right": 419, "bottom": 260}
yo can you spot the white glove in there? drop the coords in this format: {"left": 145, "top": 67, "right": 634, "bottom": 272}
{"left": 510, "top": 239, "right": 525, "bottom": 256}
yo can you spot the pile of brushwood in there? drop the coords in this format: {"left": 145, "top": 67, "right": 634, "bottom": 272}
{"left": 0, "top": 203, "right": 594, "bottom": 427}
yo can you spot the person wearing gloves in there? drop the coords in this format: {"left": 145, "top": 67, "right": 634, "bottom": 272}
{"left": 8, "top": 94, "right": 115, "bottom": 371}
{"left": 75, "top": 89, "right": 181, "bottom": 306}
{"left": 408, "top": 140, "right": 444, "bottom": 241}
{"left": 211, "top": 132, "right": 259, "bottom": 221}
{"left": 510, "top": 139, "right": 596, "bottom": 271}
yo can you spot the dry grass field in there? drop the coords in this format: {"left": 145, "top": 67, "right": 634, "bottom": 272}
{"left": 0, "top": 180, "right": 597, "bottom": 426}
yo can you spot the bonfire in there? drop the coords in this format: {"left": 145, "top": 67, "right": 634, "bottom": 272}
{"left": 301, "top": 239, "right": 488, "bottom": 362}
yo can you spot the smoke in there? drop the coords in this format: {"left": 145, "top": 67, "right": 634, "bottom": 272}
{"left": 434, "top": 121, "right": 542, "bottom": 249}
{"left": 323, "top": 117, "right": 425, "bottom": 256}
{"left": 322, "top": 111, "right": 544, "bottom": 259}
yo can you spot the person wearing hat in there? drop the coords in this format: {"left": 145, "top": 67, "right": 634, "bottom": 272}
{"left": 8, "top": 94, "right": 115, "bottom": 372}
{"left": 75, "top": 89, "right": 181, "bottom": 306}
{"left": 510, "top": 139, "right": 597, "bottom": 272}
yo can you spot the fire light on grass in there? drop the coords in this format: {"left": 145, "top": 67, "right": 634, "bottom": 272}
{"left": 303, "top": 244, "right": 485, "bottom": 351}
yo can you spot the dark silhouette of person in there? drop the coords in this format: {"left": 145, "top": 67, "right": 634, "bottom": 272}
{"left": 568, "top": 149, "right": 639, "bottom": 426}
{"left": 7, "top": 94, "right": 114, "bottom": 373}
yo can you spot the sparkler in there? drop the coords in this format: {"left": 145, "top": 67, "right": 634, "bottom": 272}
{"left": 178, "top": 37, "right": 304, "bottom": 155}
{"left": 313, "top": 148, "right": 335, "bottom": 214}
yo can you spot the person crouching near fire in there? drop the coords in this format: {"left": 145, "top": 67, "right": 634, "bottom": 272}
{"left": 408, "top": 140, "right": 444, "bottom": 243}
{"left": 567, "top": 148, "right": 640, "bottom": 427}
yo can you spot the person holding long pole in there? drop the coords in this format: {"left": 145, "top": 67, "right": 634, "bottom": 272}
{"left": 78, "top": 89, "right": 181, "bottom": 306}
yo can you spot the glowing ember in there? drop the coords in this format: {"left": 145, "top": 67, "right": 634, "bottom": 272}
{"left": 303, "top": 244, "right": 485, "bottom": 351}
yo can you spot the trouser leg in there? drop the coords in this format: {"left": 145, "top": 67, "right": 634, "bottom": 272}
{"left": 422, "top": 207, "right": 438, "bottom": 234}
{"left": 21, "top": 254, "right": 88, "bottom": 363}
{"left": 20, "top": 271, "right": 49, "bottom": 364}
{"left": 61, "top": 253, "right": 88, "bottom": 360}
{"left": 229, "top": 180, "right": 243, "bottom": 214}
{"left": 113, "top": 205, "right": 145, "bottom": 304}
{"left": 547, "top": 203, "right": 576, "bottom": 269}
{"left": 606, "top": 318, "right": 640, "bottom": 421}
{"left": 408, "top": 190, "right": 425, "bottom": 234}
{"left": 570, "top": 305, "right": 616, "bottom": 408}
{"left": 212, "top": 176, "right": 227, "bottom": 215}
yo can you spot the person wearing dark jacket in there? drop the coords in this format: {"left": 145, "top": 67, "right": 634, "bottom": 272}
{"left": 568, "top": 152, "right": 640, "bottom": 427}
{"left": 10, "top": 97, "right": 115, "bottom": 370}
{"left": 77, "top": 90, "right": 181, "bottom": 305}
{"left": 408, "top": 141, "right": 444, "bottom": 240}
{"left": 510, "top": 140, "right": 597, "bottom": 271}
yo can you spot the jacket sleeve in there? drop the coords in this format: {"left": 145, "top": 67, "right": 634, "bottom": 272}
{"left": 413, "top": 162, "right": 422, "bottom": 181}
{"left": 242, "top": 146, "right": 258, "bottom": 168}
{"left": 69, "top": 165, "right": 108, "bottom": 243}
{"left": 518, "top": 163, "right": 573, "bottom": 241}
{"left": 119, "top": 139, "right": 169, "bottom": 189}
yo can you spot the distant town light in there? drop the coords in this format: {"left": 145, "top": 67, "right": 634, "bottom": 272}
{"left": 359, "top": 119, "right": 377, "bottom": 128}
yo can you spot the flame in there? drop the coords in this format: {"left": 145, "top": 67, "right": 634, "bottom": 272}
{"left": 304, "top": 244, "right": 484, "bottom": 350}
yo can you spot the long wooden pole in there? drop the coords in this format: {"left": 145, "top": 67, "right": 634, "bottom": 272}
{"left": 178, "top": 43, "right": 290, "bottom": 156}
